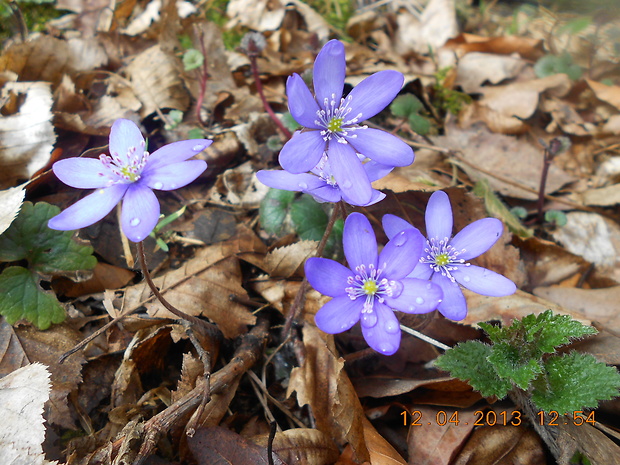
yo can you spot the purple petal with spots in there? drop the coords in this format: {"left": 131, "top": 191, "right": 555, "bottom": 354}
{"left": 385, "top": 278, "right": 443, "bottom": 314}
{"left": 256, "top": 170, "right": 324, "bottom": 193}
{"left": 286, "top": 74, "right": 321, "bottom": 129}
{"left": 313, "top": 39, "right": 346, "bottom": 105}
{"left": 120, "top": 184, "right": 160, "bottom": 242}
{"left": 142, "top": 160, "right": 207, "bottom": 191}
{"left": 52, "top": 158, "right": 112, "bottom": 189}
{"left": 346, "top": 70, "right": 404, "bottom": 120}
{"left": 145, "top": 139, "right": 212, "bottom": 172}
{"left": 453, "top": 265, "right": 516, "bottom": 297}
{"left": 305, "top": 257, "right": 351, "bottom": 297}
{"left": 327, "top": 139, "right": 372, "bottom": 205}
{"left": 314, "top": 295, "right": 362, "bottom": 334}
{"left": 378, "top": 229, "right": 424, "bottom": 279}
{"left": 347, "top": 128, "right": 414, "bottom": 167}
{"left": 425, "top": 191, "right": 453, "bottom": 240}
{"left": 450, "top": 218, "right": 503, "bottom": 260}
{"left": 361, "top": 301, "right": 401, "bottom": 355}
{"left": 433, "top": 273, "right": 468, "bottom": 321}
{"left": 109, "top": 119, "right": 145, "bottom": 165}
{"left": 382, "top": 214, "right": 417, "bottom": 240}
{"left": 343, "top": 212, "right": 377, "bottom": 271}
{"left": 279, "top": 131, "right": 326, "bottom": 174}
{"left": 48, "top": 184, "right": 128, "bottom": 231}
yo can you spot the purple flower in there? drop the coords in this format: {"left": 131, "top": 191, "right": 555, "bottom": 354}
{"left": 257, "top": 153, "right": 392, "bottom": 206}
{"left": 382, "top": 191, "right": 517, "bottom": 321}
{"left": 48, "top": 119, "right": 210, "bottom": 242}
{"left": 281, "top": 39, "right": 414, "bottom": 205}
{"left": 305, "top": 212, "right": 443, "bottom": 355}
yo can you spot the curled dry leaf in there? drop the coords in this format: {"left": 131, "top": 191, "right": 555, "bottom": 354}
{"left": 0, "top": 82, "right": 55, "bottom": 189}
{"left": 251, "top": 428, "right": 339, "bottom": 465}
{"left": 0, "top": 185, "right": 25, "bottom": 236}
{"left": 264, "top": 240, "right": 317, "bottom": 279}
{"left": 586, "top": 79, "right": 620, "bottom": 111}
{"left": 454, "top": 52, "right": 527, "bottom": 94}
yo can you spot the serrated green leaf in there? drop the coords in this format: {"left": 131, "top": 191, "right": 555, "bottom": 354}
{"left": 0, "top": 202, "right": 96, "bottom": 275}
{"left": 291, "top": 194, "right": 328, "bottom": 241}
{"left": 408, "top": 113, "right": 431, "bottom": 136}
{"left": 183, "top": 49, "right": 204, "bottom": 72}
{"left": 259, "top": 189, "right": 296, "bottom": 236}
{"left": 0, "top": 266, "right": 65, "bottom": 329}
{"left": 436, "top": 341, "right": 512, "bottom": 398}
{"left": 531, "top": 352, "right": 620, "bottom": 413}
{"left": 390, "top": 94, "right": 423, "bottom": 118}
{"left": 489, "top": 342, "right": 542, "bottom": 389}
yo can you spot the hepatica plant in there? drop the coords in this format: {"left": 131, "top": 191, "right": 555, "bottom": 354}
{"left": 48, "top": 119, "right": 210, "bottom": 242}
{"left": 305, "top": 213, "right": 442, "bottom": 355}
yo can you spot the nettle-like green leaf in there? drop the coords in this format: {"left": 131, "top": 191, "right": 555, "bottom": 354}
{"left": 291, "top": 194, "right": 328, "bottom": 241}
{"left": 488, "top": 342, "right": 542, "bottom": 390}
{"left": 390, "top": 94, "right": 430, "bottom": 135}
{"left": 531, "top": 352, "right": 620, "bottom": 413}
{"left": 259, "top": 188, "right": 296, "bottom": 236}
{"left": 0, "top": 267, "right": 65, "bottom": 330}
{"left": 0, "top": 202, "right": 97, "bottom": 329}
{"left": 435, "top": 341, "right": 512, "bottom": 398}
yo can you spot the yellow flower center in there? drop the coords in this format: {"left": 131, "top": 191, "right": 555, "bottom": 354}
{"left": 435, "top": 253, "right": 450, "bottom": 267}
{"left": 327, "top": 117, "right": 343, "bottom": 133}
{"left": 362, "top": 279, "right": 378, "bottom": 295}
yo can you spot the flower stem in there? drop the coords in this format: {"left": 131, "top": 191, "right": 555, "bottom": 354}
{"left": 399, "top": 324, "right": 451, "bottom": 351}
{"left": 195, "top": 30, "right": 210, "bottom": 127}
{"left": 536, "top": 138, "right": 565, "bottom": 224}
{"left": 136, "top": 241, "right": 207, "bottom": 328}
{"left": 281, "top": 202, "right": 343, "bottom": 338}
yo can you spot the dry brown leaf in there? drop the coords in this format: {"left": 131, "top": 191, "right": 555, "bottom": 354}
{"left": 251, "top": 428, "right": 340, "bottom": 465}
{"left": 455, "top": 53, "right": 527, "bottom": 94}
{"left": 53, "top": 262, "right": 135, "bottom": 298}
{"left": 226, "top": 0, "right": 285, "bottom": 31}
{"left": 0, "top": 81, "right": 55, "bottom": 189}
{"left": 542, "top": 98, "right": 595, "bottom": 136}
{"left": 582, "top": 184, "right": 620, "bottom": 206}
{"left": 0, "top": 185, "right": 25, "bottom": 235}
{"left": 438, "top": 123, "right": 574, "bottom": 200}
{"left": 0, "top": 318, "right": 28, "bottom": 377}
{"left": 446, "top": 33, "right": 543, "bottom": 60}
{"left": 586, "top": 79, "right": 620, "bottom": 111}
{"left": 124, "top": 44, "right": 189, "bottom": 117}
{"left": 288, "top": 324, "right": 370, "bottom": 462}
{"left": 264, "top": 240, "right": 317, "bottom": 279}
{"left": 555, "top": 419, "right": 620, "bottom": 465}
{"left": 0, "top": 363, "right": 59, "bottom": 465}
{"left": 190, "top": 376, "right": 241, "bottom": 429}
{"left": 362, "top": 416, "right": 407, "bottom": 465}
{"left": 353, "top": 375, "right": 454, "bottom": 399}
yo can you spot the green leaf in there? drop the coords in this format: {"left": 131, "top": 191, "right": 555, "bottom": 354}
{"left": 531, "top": 352, "right": 620, "bottom": 413}
{"left": 435, "top": 341, "right": 512, "bottom": 398}
{"left": 545, "top": 210, "right": 568, "bottom": 227}
{"left": 183, "top": 49, "right": 204, "bottom": 72}
{"left": 0, "top": 266, "right": 65, "bottom": 329}
{"left": 408, "top": 113, "right": 431, "bottom": 136}
{"left": 558, "top": 17, "right": 592, "bottom": 35}
{"left": 488, "top": 342, "right": 542, "bottom": 389}
{"left": 290, "top": 194, "right": 328, "bottom": 241}
{"left": 0, "top": 202, "right": 96, "bottom": 275}
{"left": 187, "top": 128, "right": 206, "bottom": 139}
{"left": 534, "top": 54, "right": 583, "bottom": 81}
{"left": 281, "top": 112, "right": 300, "bottom": 132}
{"left": 259, "top": 189, "right": 296, "bottom": 236}
{"left": 390, "top": 94, "right": 423, "bottom": 118}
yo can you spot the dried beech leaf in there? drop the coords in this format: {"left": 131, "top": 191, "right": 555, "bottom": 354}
{"left": 0, "top": 82, "right": 55, "bottom": 189}
{"left": 455, "top": 53, "right": 527, "bottom": 93}
{"left": 251, "top": 428, "right": 339, "bottom": 465}
{"left": 288, "top": 324, "right": 370, "bottom": 462}
{"left": 264, "top": 240, "right": 317, "bottom": 278}
{"left": 0, "top": 363, "right": 58, "bottom": 465}
{"left": 124, "top": 45, "right": 189, "bottom": 117}
{"left": 0, "top": 318, "right": 28, "bottom": 378}
{"left": 362, "top": 416, "right": 407, "bottom": 465}
{"left": 0, "top": 185, "right": 25, "bottom": 236}
{"left": 586, "top": 79, "right": 620, "bottom": 110}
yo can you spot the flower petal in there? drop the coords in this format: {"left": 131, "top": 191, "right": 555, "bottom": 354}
{"left": 109, "top": 119, "right": 145, "bottom": 165}
{"left": 145, "top": 139, "right": 212, "bottom": 172}
{"left": 48, "top": 184, "right": 128, "bottom": 231}
{"left": 279, "top": 130, "right": 326, "bottom": 174}
{"left": 450, "top": 218, "right": 503, "bottom": 260}
{"left": 453, "top": 265, "right": 516, "bottom": 297}
{"left": 378, "top": 228, "right": 424, "bottom": 279}
{"left": 256, "top": 170, "right": 324, "bottom": 193}
{"left": 328, "top": 139, "right": 372, "bottom": 205}
{"left": 347, "top": 128, "right": 414, "bottom": 167}
{"left": 142, "top": 160, "right": 207, "bottom": 191}
{"left": 426, "top": 191, "right": 453, "bottom": 240}
{"left": 52, "top": 158, "right": 112, "bottom": 189}
{"left": 120, "top": 184, "right": 160, "bottom": 242}
{"left": 305, "top": 257, "right": 351, "bottom": 297}
{"left": 382, "top": 214, "right": 416, "bottom": 240}
{"left": 364, "top": 160, "right": 393, "bottom": 182}
{"left": 408, "top": 264, "right": 433, "bottom": 280}
{"left": 343, "top": 212, "right": 377, "bottom": 270}
{"left": 314, "top": 295, "right": 362, "bottom": 334}
{"left": 313, "top": 40, "right": 346, "bottom": 105}
{"left": 287, "top": 74, "right": 321, "bottom": 129}
{"left": 433, "top": 273, "right": 467, "bottom": 320}
{"left": 385, "top": 278, "right": 443, "bottom": 314}
{"left": 361, "top": 301, "right": 401, "bottom": 355}
{"left": 347, "top": 70, "right": 404, "bottom": 120}
{"left": 308, "top": 184, "right": 342, "bottom": 203}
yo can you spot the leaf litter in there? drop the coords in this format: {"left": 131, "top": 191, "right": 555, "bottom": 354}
{"left": 1, "top": 0, "right": 620, "bottom": 464}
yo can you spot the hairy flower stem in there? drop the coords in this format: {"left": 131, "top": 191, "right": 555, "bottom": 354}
{"left": 537, "top": 138, "right": 564, "bottom": 224}
{"left": 399, "top": 324, "right": 451, "bottom": 351}
{"left": 247, "top": 48, "right": 292, "bottom": 141}
{"left": 281, "top": 201, "right": 343, "bottom": 339}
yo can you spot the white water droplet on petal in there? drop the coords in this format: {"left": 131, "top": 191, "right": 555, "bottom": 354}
{"left": 192, "top": 144, "right": 205, "bottom": 151}
{"left": 384, "top": 319, "right": 399, "bottom": 334}
{"left": 426, "top": 283, "right": 433, "bottom": 289}
{"left": 153, "top": 182, "right": 164, "bottom": 189}
{"left": 361, "top": 311, "right": 378, "bottom": 328}
{"left": 463, "top": 276, "right": 471, "bottom": 283}
{"left": 298, "top": 182, "right": 308, "bottom": 190}
{"left": 378, "top": 342, "right": 394, "bottom": 354}
{"left": 415, "top": 297, "right": 424, "bottom": 304}
{"left": 408, "top": 305, "right": 416, "bottom": 312}
{"left": 130, "top": 218, "right": 141, "bottom": 227}
{"left": 170, "top": 183, "right": 177, "bottom": 189}
{"left": 341, "top": 180, "right": 352, "bottom": 189}
{"left": 392, "top": 231, "right": 407, "bottom": 246}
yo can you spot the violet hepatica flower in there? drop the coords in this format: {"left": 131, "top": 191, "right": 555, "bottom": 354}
{"left": 305, "top": 212, "right": 443, "bottom": 355}
{"left": 282, "top": 39, "right": 414, "bottom": 206}
{"left": 382, "top": 191, "right": 517, "bottom": 321}
{"left": 48, "top": 119, "right": 211, "bottom": 242}
{"left": 257, "top": 153, "right": 392, "bottom": 206}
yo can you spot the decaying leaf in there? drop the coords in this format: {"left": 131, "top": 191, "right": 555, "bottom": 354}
{"left": 263, "top": 240, "right": 317, "bottom": 278}
{"left": 251, "top": 428, "right": 339, "bottom": 465}
{"left": 0, "top": 185, "right": 25, "bottom": 236}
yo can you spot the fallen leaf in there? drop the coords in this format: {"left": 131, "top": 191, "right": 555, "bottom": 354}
{"left": 0, "top": 185, "right": 25, "bottom": 236}
{"left": 455, "top": 53, "right": 527, "bottom": 94}
{"left": 263, "top": 240, "right": 317, "bottom": 278}
{"left": 586, "top": 79, "right": 620, "bottom": 111}
{"left": 394, "top": 0, "right": 458, "bottom": 55}
{"left": 251, "top": 428, "right": 340, "bottom": 465}
{"left": 0, "top": 317, "right": 28, "bottom": 377}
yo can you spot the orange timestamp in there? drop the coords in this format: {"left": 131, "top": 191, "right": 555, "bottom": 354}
{"left": 537, "top": 410, "right": 596, "bottom": 426}
{"left": 401, "top": 409, "right": 596, "bottom": 427}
